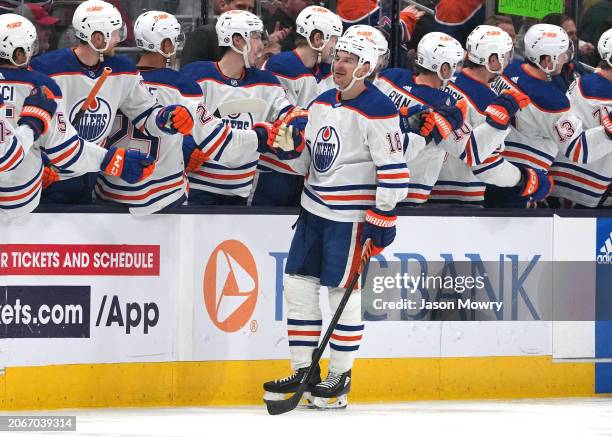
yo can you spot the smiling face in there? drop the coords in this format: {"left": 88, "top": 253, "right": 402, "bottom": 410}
{"left": 332, "top": 50, "right": 360, "bottom": 88}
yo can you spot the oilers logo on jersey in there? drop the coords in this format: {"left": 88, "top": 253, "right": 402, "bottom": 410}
{"left": 313, "top": 126, "right": 341, "bottom": 173}
{"left": 223, "top": 112, "right": 253, "bottom": 130}
{"left": 69, "top": 96, "right": 113, "bottom": 141}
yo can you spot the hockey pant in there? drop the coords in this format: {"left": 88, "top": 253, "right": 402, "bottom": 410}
{"left": 251, "top": 170, "right": 304, "bottom": 207}
{"left": 284, "top": 210, "right": 365, "bottom": 374}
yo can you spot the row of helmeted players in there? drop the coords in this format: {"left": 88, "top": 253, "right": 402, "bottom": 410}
{"left": 1, "top": 1, "right": 611, "bottom": 220}
{"left": 2, "top": 1, "right": 611, "bottom": 410}
{"left": 0, "top": 1, "right": 307, "bottom": 218}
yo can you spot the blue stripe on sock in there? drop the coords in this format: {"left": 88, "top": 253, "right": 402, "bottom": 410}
{"left": 287, "top": 319, "right": 323, "bottom": 326}
{"left": 330, "top": 343, "right": 360, "bottom": 352}
{"left": 289, "top": 341, "right": 319, "bottom": 347}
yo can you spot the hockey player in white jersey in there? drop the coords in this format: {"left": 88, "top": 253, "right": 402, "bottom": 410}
{"left": 262, "top": 35, "right": 410, "bottom": 408}
{"left": 548, "top": 28, "right": 612, "bottom": 208}
{"left": 440, "top": 25, "right": 552, "bottom": 206}
{"left": 180, "top": 10, "right": 294, "bottom": 205}
{"left": 373, "top": 32, "right": 467, "bottom": 205}
{"left": 251, "top": 6, "right": 342, "bottom": 207}
{"left": 488, "top": 24, "right": 612, "bottom": 207}
{"left": 30, "top": 0, "right": 194, "bottom": 205}
{"left": 98, "top": 11, "right": 267, "bottom": 215}
{"left": 0, "top": 14, "right": 155, "bottom": 218}
{"left": 0, "top": 89, "right": 57, "bottom": 218}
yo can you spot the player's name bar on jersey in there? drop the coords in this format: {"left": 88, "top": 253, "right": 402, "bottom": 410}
{"left": 360, "top": 260, "right": 610, "bottom": 322}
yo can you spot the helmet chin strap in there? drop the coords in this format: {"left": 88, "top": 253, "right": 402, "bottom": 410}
{"left": 535, "top": 61, "right": 555, "bottom": 81}
{"left": 230, "top": 39, "right": 252, "bottom": 68}
{"left": 10, "top": 51, "right": 31, "bottom": 67}
{"left": 88, "top": 39, "right": 110, "bottom": 63}
{"left": 335, "top": 68, "right": 367, "bottom": 93}
{"left": 307, "top": 36, "right": 325, "bottom": 64}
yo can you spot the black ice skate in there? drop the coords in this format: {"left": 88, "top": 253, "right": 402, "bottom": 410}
{"left": 262, "top": 363, "right": 321, "bottom": 406}
{"left": 311, "top": 370, "right": 351, "bottom": 409}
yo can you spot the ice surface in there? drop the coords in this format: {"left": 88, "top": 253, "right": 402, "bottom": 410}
{"left": 4, "top": 398, "right": 612, "bottom": 437}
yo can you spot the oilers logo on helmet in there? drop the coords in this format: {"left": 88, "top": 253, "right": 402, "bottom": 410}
{"left": 222, "top": 112, "right": 254, "bottom": 130}
{"left": 313, "top": 126, "right": 341, "bottom": 173}
{"left": 69, "top": 96, "right": 113, "bottom": 141}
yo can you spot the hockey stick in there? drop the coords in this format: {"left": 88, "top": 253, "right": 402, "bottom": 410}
{"left": 213, "top": 98, "right": 267, "bottom": 118}
{"left": 265, "top": 239, "right": 374, "bottom": 416}
{"left": 598, "top": 183, "right": 612, "bottom": 208}
{"left": 71, "top": 66, "right": 112, "bottom": 126}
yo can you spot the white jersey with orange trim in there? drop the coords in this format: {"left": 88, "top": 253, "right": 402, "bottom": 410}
{"left": 0, "top": 67, "right": 107, "bottom": 218}
{"left": 29, "top": 49, "right": 174, "bottom": 181}
{"left": 261, "top": 51, "right": 333, "bottom": 176}
{"left": 434, "top": 71, "right": 522, "bottom": 204}
{"left": 489, "top": 62, "right": 611, "bottom": 171}
{"left": 280, "top": 83, "right": 410, "bottom": 222}
{"left": 373, "top": 68, "right": 477, "bottom": 205}
{"left": 549, "top": 73, "right": 612, "bottom": 207}
{"left": 98, "top": 67, "right": 259, "bottom": 215}
{"left": 180, "top": 61, "right": 293, "bottom": 198}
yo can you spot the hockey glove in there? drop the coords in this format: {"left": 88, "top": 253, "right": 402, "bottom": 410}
{"left": 601, "top": 108, "right": 612, "bottom": 140}
{"left": 18, "top": 86, "right": 57, "bottom": 141}
{"left": 517, "top": 167, "right": 553, "bottom": 201}
{"left": 101, "top": 147, "right": 156, "bottom": 184}
{"left": 182, "top": 135, "right": 208, "bottom": 173}
{"left": 485, "top": 89, "right": 531, "bottom": 130}
{"left": 265, "top": 108, "right": 308, "bottom": 159}
{"left": 361, "top": 208, "right": 397, "bottom": 256}
{"left": 420, "top": 104, "right": 464, "bottom": 144}
{"left": 254, "top": 121, "right": 278, "bottom": 153}
{"left": 399, "top": 104, "right": 429, "bottom": 134}
{"left": 156, "top": 105, "right": 194, "bottom": 135}
{"left": 41, "top": 153, "right": 60, "bottom": 189}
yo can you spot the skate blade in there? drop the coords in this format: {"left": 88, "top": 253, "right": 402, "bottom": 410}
{"left": 263, "top": 391, "right": 315, "bottom": 409}
{"left": 312, "top": 394, "right": 348, "bottom": 410}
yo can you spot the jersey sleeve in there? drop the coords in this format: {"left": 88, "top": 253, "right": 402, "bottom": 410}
{"left": 38, "top": 97, "right": 106, "bottom": 173}
{"left": 367, "top": 115, "right": 410, "bottom": 211}
{"left": 117, "top": 72, "right": 165, "bottom": 137}
{"left": 471, "top": 151, "right": 521, "bottom": 187}
{"left": 183, "top": 93, "right": 259, "bottom": 167}
{"left": 0, "top": 125, "right": 33, "bottom": 173}
{"left": 266, "top": 83, "right": 295, "bottom": 122}
{"left": 557, "top": 109, "right": 611, "bottom": 164}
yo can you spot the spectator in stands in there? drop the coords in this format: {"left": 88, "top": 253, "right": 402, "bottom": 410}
{"left": 14, "top": 2, "right": 58, "bottom": 54}
{"left": 261, "top": 0, "right": 314, "bottom": 52}
{"left": 579, "top": 0, "right": 612, "bottom": 52}
{"left": 542, "top": 13, "right": 591, "bottom": 92}
{"left": 180, "top": 0, "right": 255, "bottom": 66}
{"left": 433, "top": 0, "right": 485, "bottom": 45}
{"left": 484, "top": 14, "right": 516, "bottom": 44}
{"left": 0, "top": 0, "right": 52, "bottom": 14}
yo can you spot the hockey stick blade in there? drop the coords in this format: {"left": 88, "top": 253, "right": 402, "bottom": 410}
{"left": 213, "top": 98, "right": 267, "bottom": 118}
{"left": 265, "top": 240, "right": 374, "bottom": 416}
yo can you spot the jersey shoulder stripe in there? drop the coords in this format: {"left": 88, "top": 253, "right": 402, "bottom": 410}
{"left": 502, "top": 62, "right": 570, "bottom": 112}
{"left": 31, "top": 49, "right": 138, "bottom": 76}
{"left": 577, "top": 73, "right": 612, "bottom": 101}
{"left": 379, "top": 67, "right": 414, "bottom": 89}
{"left": 139, "top": 68, "right": 203, "bottom": 97}
{"left": 1, "top": 67, "right": 63, "bottom": 97}
{"left": 180, "top": 61, "right": 282, "bottom": 88}
{"left": 452, "top": 71, "right": 495, "bottom": 112}
{"left": 379, "top": 69, "right": 455, "bottom": 107}
{"left": 312, "top": 83, "right": 398, "bottom": 118}
{"left": 265, "top": 50, "right": 311, "bottom": 79}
